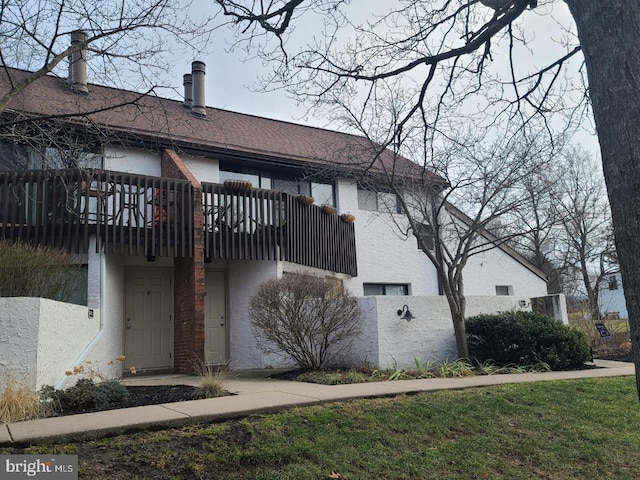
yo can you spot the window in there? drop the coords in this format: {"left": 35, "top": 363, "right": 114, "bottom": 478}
{"left": 495, "top": 285, "right": 513, "bottom": 296}
{"left": 363, "top": 283, "right": 409, "bottom": 296}
{"left": 218, "top": 166, "right": 336, "bottom": 205}
{"left": 219, "top": 167, "right": 271, "bottom": 189}
{"left": 272, "top": 177, "right": 335, "bottom": 205}
{"left": 311, "top": 182, "right": 334, "bottom": 206}
{"left": 65, "top": 265, "right": 89, "bottom": 306}
{"left": 415, "top": 223, "right": 435, "bottom": 251}
{"left": 0, "top": 142, "right": 102, "bottom": 170}
{"left": 357, "top": 188, "right": 401, "bottom": 213}
{"left": 608, "top": 276, "right": 619, "bottom": 290}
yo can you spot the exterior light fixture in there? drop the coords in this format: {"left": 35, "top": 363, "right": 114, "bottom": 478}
{"left": 397, "top": 304, "right": 416, "bottom": 321}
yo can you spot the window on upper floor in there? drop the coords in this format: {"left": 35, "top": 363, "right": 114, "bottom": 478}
{"left": 272, "top": 177, "right": 335, "bottom": 206}
{"left": 363, "top": 283, "right": 410, "bottom": 296}
{"left": 218, "top": 165, "right": 335, "bottom": 206}
{"left": 608, "top": 276, "right": 619, "bottom": 290}
{"left": 0, "top": 142, "right": 102, "bottom": 170}
{"left": 357, "top": 188, "right": 402, "bottom": 213}
{"left": 495, "top": 285, "right": 513, "bottom": 296}
{"left": 415, "top": 223, "right": 435, "bottom": 251}
{"left": 219, "top": 167, "right": 271, "bottom": 189}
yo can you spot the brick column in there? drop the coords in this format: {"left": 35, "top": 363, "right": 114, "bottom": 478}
{"left": 161, "top": 149, "right": 205, "bottom": 373}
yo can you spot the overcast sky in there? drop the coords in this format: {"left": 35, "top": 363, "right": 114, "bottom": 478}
{"left": 172, "top": 0, "right": 600, "bottom": 155}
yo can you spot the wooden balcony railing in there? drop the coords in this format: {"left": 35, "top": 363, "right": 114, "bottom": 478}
{"left": 0, "top": 169, "right": 193, "bottom": 257}
{"left": 0, "top": 170, "right": 357, "bottom": 274}
{"left": 202, "top": 183, "right": 357, "bottom": 276}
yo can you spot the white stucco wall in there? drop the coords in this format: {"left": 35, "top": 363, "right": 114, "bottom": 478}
{"left": 182, "top": 154, "right": 220, "bottom": 183}
{"left": 0, "top": 298, "right": 99, "bottom": 390}
{"left": 104, "top": 146, "right": 161, "bottom": 176}
{"left": 338, "top": 295, "right": 536, "bottom": 370}
{"left": 335, "top": 179, "right": 440, "bottom": 296}
{"left": 227, "top": 259, "right": 292, "bottom": 370}
{"left": 464, "top": 247, "right": 547, "bottom": 297}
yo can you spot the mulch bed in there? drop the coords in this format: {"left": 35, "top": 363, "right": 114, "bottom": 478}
{"left": 56, "top": 384, "right": 202, "bottom": 417}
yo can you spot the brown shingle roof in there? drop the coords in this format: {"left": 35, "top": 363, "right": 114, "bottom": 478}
{"left": 1, "top": 67, "right": 422, "bottom": 176}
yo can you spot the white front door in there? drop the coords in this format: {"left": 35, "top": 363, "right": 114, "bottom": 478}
{"left": 205, "top": 271, "right": 227, "bottom": 365}
{"left": 124, "top": 268, "right": 173, "bottom": 370}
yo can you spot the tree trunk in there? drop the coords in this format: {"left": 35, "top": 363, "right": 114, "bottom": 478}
{"left": 452, "top": 309, "right": 470, "bottom": 360}
{"left": 565, "top": 1, "right": 640, "bottom": 398}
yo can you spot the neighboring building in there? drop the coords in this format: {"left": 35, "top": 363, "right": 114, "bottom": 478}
{"left": 599, "top": 271, "right": 628, "bottom": 319}
{"left": 0, "top": 49, "right": 550, "bottom": 386}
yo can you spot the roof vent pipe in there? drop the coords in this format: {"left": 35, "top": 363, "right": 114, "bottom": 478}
{"left": 68, "top": 30, "right": 89, "bottom": 95}
{"left": 183, "top": 73, "right": 193, "bottom": 109}
{"left": 191, "top": 61, "right": 206, "bottom": 117}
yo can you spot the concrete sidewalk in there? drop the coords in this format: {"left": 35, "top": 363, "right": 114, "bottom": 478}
{"left": 0, "top": 359, "right": 634, "bottom": 447}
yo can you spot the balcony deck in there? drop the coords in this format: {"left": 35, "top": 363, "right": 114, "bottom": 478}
{"left": 0, "top": 169, "right": 357, "bottom": 275}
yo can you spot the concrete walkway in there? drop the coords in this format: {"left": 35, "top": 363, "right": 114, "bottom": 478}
{"left": 0, "top": 359, "right": 634, "bottom": 447}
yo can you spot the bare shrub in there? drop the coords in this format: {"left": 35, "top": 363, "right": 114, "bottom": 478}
{"left": 0, "top": 240, "right": 80, "bottom": 301}
{"left": 249, "top": 273, "right": 363, "bottom": 370}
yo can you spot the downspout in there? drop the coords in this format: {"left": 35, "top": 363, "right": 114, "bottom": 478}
{"left": 54, "top": 242, "right": 107, "bottom": 389}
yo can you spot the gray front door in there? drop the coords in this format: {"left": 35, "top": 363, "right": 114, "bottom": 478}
{"left": 124, "top": 268, "right": 173, "bottom": 370}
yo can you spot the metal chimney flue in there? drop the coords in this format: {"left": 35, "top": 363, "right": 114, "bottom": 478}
{"left": 183, "top": 73, "right": 193, "bottom": 109}
{"left": 68, "top": 30, "right": 89, "bottom": 95}
{"left": 191, "top": 61, "right": 206, "bottom": 117}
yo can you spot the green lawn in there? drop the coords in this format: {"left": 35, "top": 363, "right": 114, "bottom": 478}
{"left": 4, "top": 376, "right": 640, "bottom": 479}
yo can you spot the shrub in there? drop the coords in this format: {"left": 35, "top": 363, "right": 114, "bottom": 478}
{"left": 466, "top": 311, "right": 592, "bottom": 370}
{"left": 249, "top": 273, "right": 363, "bottom": 370}
{"left": 0, "top": 240, "right": 80, "bottom": 301}
{"left": 40, "top": 379, "right": 129, "bottom": 413}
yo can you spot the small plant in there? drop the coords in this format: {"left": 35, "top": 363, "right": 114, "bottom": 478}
{"left": 0, "top": 375, "right": 51, "bottom": 423}
{"left": 65, "top": 355, "right": 128, "bottom": 382}
{"left": 192, "top": 357, "right": 227, "bottom": 399}
{"left": 414, "top": 358, "right": 436, "bottom": 377}
{"left": 41, "top": 355, "right": 132, "bottom": 414}
{"left": 439, "top": 359, "right": 474, "bottom": 378}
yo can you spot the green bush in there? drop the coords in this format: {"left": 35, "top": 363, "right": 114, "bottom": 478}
{"left": 0, "top": 240, "right": 80, "bottom": 301}
{"left": 466, "top": 311, "right": 592, "bottom": 370}
{"left": 40, "top": 379, "right": 129, "bottom": 413}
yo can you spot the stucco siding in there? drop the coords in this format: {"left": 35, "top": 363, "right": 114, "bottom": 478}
{"left": 104, "top": 146, "right": 161, "bottom": 176}
{"left": 0, "top": 298, "right": 98, "bottom": 390}
{"left": 463, "top": 247, "right": 547, "bottom": 297}
{"left": 227, "top": 260, "right": 291, "bottom": 370}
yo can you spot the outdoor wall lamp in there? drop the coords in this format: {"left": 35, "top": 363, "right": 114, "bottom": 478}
{"left": 397, "top": 304, "right": 416, "bottom": 322}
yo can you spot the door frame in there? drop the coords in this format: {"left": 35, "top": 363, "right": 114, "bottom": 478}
{"left": 204, "top": 269, "right": 229, "bottom": 365}
{"left": 123, "top": 267, "right": 174, "bottom": 370}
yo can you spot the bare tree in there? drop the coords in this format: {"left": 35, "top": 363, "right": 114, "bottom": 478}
{"left": 214, "top": 0, "right": 640, "bottom": 397}
{"left": 351, "top": 125, "right": 553, "bottom": 359}
{"left": 554, "top": 148, "right": 617, "bottom": 322}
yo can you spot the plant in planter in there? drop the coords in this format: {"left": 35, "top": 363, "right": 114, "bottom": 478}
{"left": 340, "top": 213, "right": 355, "bottom": 223}
{"left": 223, "top": 179, "right": 253, "bottom": 192}
{"left": 321, "top": 204, "right": 337, "bottom": 215}
{"left": 296, "top": 194, "right": 315, "bottom": 205}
